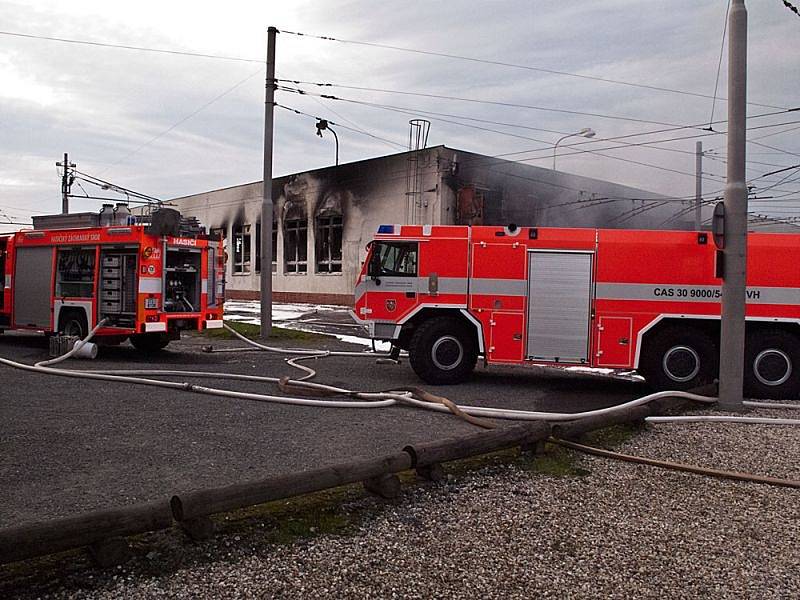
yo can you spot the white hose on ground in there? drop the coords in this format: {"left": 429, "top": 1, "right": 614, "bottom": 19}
{"left": 646, "top": 415, "right": 800, "bottom": 425}
{"left": 7, "top": 321, "right": 793, "bottom": 425}
{"left": 62, "top": 362, "right": 723, "bottom": 421}
{"left": 742, "top": 401, "right": 800, "bottom": 410}
{"left": 399, "top": 390, "right": 718, "bottom": 422}
{"left": 223, "top": 323, "right": 387, "bottom": 358}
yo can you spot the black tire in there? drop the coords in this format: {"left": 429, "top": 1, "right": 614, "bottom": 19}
{"left": 130, "top": 333, "right": 170, "bottom": 353}
{"left": 408, "top": 317, "right": 477, "bottom": 385}
{"left": 639, "top": 326, "right": 718, "bottom": 391}
{"left": 58, "top": 310, "right": 88, "bottom": 339}
{"left": 743, "top": 329, "right": 800, "bottom": 400}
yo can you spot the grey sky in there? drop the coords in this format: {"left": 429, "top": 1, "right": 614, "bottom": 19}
{"left": 1, "top": 0, "right": 798, "bottom": 229}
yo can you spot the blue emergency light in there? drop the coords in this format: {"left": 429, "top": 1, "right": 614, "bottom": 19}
{"left": 377, "top": 225, "right": 395, "bottom": 234}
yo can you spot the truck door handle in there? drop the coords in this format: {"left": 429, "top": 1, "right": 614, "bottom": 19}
{"left": 619, "top": 337, "right": 629, "bottom": 345}
{"left": 405, "top": 292, "right": 416, "bottom": 299}
{"left": 428, "top": 273, "right": 439, "bottom": 295}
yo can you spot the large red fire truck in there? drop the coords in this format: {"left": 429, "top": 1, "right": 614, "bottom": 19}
{"left": 353, "top": 224, "right": 800, "bottom": 399}
{"left": 0, "top": 209, "right": 224, "bottom": 351}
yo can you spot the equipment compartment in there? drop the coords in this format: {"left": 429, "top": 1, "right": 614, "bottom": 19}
{"left": 98, "top": 251, "right": 138, "bottom": 326}
{"left": 165, "top": 247, "right": 201, "bottom": 312}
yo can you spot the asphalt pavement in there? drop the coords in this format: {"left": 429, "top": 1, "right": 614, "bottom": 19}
{"left": 0, "top": 328, "right": 647, "bottom": 528}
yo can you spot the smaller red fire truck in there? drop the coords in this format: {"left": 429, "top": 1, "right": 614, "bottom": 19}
{"left": 0, "top": 208, "right": 224, "bottom": 352}
{"left": 353, "top": 224, "right": 800, "bottom": 399}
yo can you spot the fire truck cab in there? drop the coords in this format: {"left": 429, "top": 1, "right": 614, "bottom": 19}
{"left": 354, "top": 224, "right": 800, "bottom": 399}
{"left": 0, "top": 208, "right": 224, "bottom": 352}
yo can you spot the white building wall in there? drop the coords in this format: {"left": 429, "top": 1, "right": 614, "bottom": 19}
{"left": 171, "top": 149, "right": 443, "bottom": 304}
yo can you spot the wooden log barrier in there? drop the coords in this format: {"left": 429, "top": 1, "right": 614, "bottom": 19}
{"left": 363, "top": 473, "right": 402, "bottom": 499}
{"left": 403, "top": 422, "right": 552, "bottom": 468}
{"left": 172, "top": 452, "right": 413, "bottom": 522}
{"left": 416, "top": 463, "right": 445, "bottom": 482}
{"left": 0, "top": 500, "right": 172, "bottom": 566}
{"left": 552, "top": 396, "right": 695, "bottom": 440}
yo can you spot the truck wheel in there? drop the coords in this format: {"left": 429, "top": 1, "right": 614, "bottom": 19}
{"left": 639, "top": 326, "right": 718, "bottom": 391}
{"left": 59, "top": 311, "right": 88, "bottom": 339}
{"left": 130, "top": 333, "right": 170, "bottom": 353}
{"left": 409, "top": 317, "right": 477, "bottom": 385}
{"left": 744, "top": 329, "right": 800, "bottom": 400}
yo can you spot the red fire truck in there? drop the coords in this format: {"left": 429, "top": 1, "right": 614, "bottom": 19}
{"left": 0, "top": 210, "right": 225, "bottom": 352}
{"left": 353, "top": 224, "right": 800, "bottom": 399}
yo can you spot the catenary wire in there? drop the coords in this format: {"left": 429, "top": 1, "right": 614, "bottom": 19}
{"left": 707, "top": 0, "right": 732, "bottom": 129}
{"left": 278, "top": 29, "right": 788, "bottom": 111}
{"left": 0, "top": 30, "right": 264, "bottom": 63}
{"left": 98, "top": 68, "right": 264, "bottom": 177}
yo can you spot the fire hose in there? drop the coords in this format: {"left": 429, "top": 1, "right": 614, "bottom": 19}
{"left": 0, "top": 321, "right": 725, "bottom": 422}
{"left": 2, "top": 321, "right": 799, "bottom": 491}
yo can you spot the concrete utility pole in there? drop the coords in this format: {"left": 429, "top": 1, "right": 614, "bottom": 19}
{"left": 56, "top": 153, "right": 75, "bottom": 214}
{"left": 695, "top": 141, "right": 703, "bottom": 230}
{"left": 260, "top": 26, "right": 277, "bottom": 339}
{"left": 718, "top": 0, "right": 748, "bottom": 409}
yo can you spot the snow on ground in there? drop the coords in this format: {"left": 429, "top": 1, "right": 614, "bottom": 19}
{"left": 224, "top": 301, "right": 390, "bottom": 350}
{"left": 223, "top": 301, "right": 638, "bottom": 373}
{"left": 224, "top": 301, "right": 344, "bottom": 322}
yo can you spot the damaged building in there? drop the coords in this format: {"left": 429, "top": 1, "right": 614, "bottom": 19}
{"left": 171, "top": 146, "right": 698, "bottom": 305}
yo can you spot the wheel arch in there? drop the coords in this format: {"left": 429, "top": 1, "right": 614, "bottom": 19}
{"left": 397, "top": 307, "right": 484, "bottom": 354}
{"left": 54, "top": 301, "right": 92, "bottom": 335}
{"left": 55, "top": 304, "right": 91, "bottom": 335}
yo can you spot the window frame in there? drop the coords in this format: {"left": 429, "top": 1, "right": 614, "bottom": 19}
{"left": 232, "top": 224, "right": 251, "bottom": 275}
{"left": 371, "top": 241, "right": 418, "bottom": 278}
{"left": 315, "top": 214, "right": 343, "bottom": 274}
{"left": 284, "top": 218, "right": 308, "bottom": 274}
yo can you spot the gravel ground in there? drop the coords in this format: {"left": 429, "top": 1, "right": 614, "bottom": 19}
{"left": 3, "top": 407, "right": 798, "bottom": 599}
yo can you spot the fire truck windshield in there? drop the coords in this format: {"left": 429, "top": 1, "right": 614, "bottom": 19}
{"left": 370, "top": 241, "right": 417, "bottom": 277}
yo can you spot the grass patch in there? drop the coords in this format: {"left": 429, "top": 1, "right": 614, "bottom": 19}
{"left": 521, "top": 444, "right": 591, "bottom": 477}
{"left": 433, "top": 445, "right": 591, "bottom": 479}
{"left": 583, "top": 423, "right": 641, "bottom": 449}
{"left": 203, "top": 320, "right": 329, "bottom": 341}
{"left": 216, "top": 484, "right": 364, "bottom": 545}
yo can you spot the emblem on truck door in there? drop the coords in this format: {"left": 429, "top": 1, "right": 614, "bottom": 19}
{"left": 385, "top": 299, "right": 397, "bottom": 311}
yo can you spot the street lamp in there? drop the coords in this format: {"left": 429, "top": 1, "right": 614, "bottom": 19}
{"left": 316, "top": 119, "right": 339, "bottom": 166}
{"left": 553, "top": 127, "right": 596, "bottom": 170}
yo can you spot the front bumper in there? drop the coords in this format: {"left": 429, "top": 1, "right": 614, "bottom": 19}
{"left": 349, "top": 310, "right": 401, "bottom": 340}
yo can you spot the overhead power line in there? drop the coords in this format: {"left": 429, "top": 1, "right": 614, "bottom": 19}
{"left": 98, "top": 68, "right": 263, "bottom": 176}
{"left": 0, "top": 30, "right": 263, "bottom": 62}
{"left": 279, "top": 80, "right": 706, "bottom": 129}
{"left": 708, "top": 0, "right": 732, "bottom": 128}
{"left": 780, "top": 0, "right": 800, "bottom": 19}
{"left": 306, "top": 95, "right": 404, "bottom": 151}
{"left": 279, "top": 29, "right": 788, "bottom": 110}
{"left": 286, "top": 86, "right": 799, "bottom": 175}
{"left": 274, "top": 103, "right": 405, "bottom": 148}
{"left": 286, "top": 84, "right": 796, "bottom": 169}
{"left": 2, "top": 27, "right": 789, "bottom": 112}
{"left": 279, "top": 79, "right": 797, "bottom": 135}
{"left": 72, "top": 170, "right": 162, "bottom": 203}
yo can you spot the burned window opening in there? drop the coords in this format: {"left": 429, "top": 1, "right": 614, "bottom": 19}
{"left": 233, "top": 224, "right": 251, "bottom": 274}
{"left": 316, "top": 214, "right": 343, "bottom": 273}
{"left": 284, "top": 218, "right": 308, "bottom": 274}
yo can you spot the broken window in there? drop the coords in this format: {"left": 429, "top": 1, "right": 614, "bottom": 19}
{"left": 284, "top": 218, "right": 308, "bottom": 273}
{"left": 316, "top": 214, "right": 343, "bottom": 273}
{"left": 232, "top": 224, "right": 251, "bottom": 274}
{"left": 255, "top": 220, "right": 278, "bottom": 273}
